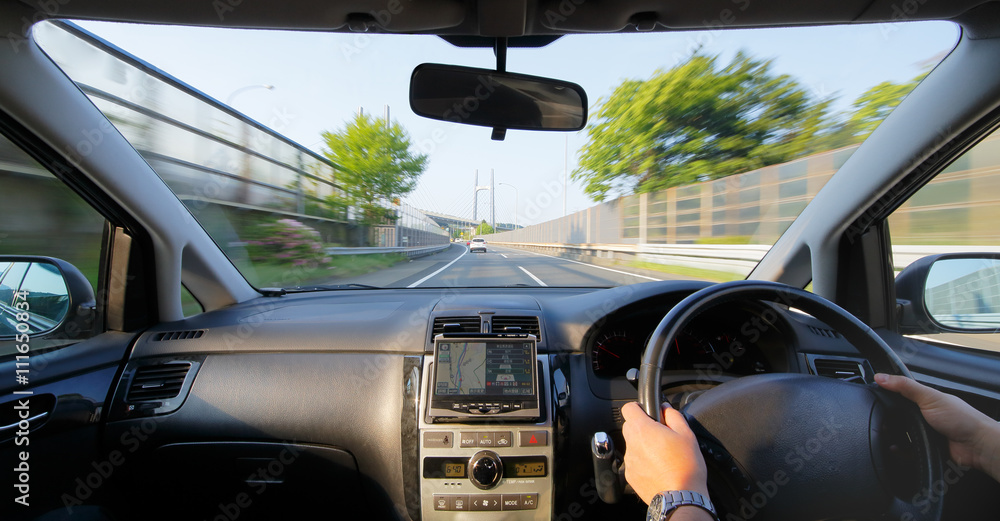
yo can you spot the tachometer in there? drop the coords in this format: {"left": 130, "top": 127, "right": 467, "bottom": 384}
{"left": 591, "top": 331, "right": 639, "bottom": 377}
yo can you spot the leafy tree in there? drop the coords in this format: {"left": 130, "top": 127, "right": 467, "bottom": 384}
{"left": 573, "top": 52, "right": 832, "bottom": 201}
{"left": 476, "top": 221, "right": 494, "bottom": 235}
{"left": 321, "top": 113, "right": 428, "bottom": 225}
{"left": 824, "top": 72, "right": 927, "bottom": 148}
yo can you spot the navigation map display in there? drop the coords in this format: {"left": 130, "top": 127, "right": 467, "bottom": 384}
{"left": 429, "top": 335, "right": 539, "bottom": 419}
{"left": 434, "top": 340, "right": 534, "bottom": 396}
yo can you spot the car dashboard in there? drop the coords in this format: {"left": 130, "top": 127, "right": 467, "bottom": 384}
{"left": 88, "top": 280, "right": 875, "bottom": 520}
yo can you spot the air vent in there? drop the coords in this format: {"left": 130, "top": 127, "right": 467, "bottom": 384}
{"left": 812, "top": 358, "right": 867, "bottom": 384}
{"left": 432, "top": 316, "right": 481, "bottom": 335}
{"left": 492, "top": 316, "right": 541, "bottom": 340}
{"left": 153, "top": 330, "right": 206, "bottom": 341}
{"left": 127, "top": 363, "right": 192, "bottom": 402}
{"left": 807, "top": 325, "right": 840, "bottom": 338}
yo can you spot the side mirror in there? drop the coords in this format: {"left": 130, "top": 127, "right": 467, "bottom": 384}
{"left": 895, "top": 253, "right": 1000, "bottom": 334}
{"left": 0, "top": 256, "right": 97, "bottom": 341}
{"left": 409, "top": 63, "right": 587, "bottom": 137}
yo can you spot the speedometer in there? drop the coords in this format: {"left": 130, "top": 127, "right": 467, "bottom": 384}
{"left": 591, "top": 331, "right": 639, "bottom": 377}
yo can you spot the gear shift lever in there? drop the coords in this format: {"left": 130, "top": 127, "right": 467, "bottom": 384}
{"left": 591, "top": 431, "right": 627, "bottom": 503}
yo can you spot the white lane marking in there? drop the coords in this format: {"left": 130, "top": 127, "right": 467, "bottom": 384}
{"left": 518, "top": 266, "right": 548, "bottom": 287}
{"left": 507, "top": 247, "right": 662, "bottom": 282}
{"left": 501, "top": 254, "right": 508, "bottom": 258}
{"left": 408, "top": 246, "right": 468, "bottom": 288}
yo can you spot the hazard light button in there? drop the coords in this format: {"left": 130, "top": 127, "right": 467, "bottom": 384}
{"left": 518, "top": 431, "right": 548, "bottom": 447}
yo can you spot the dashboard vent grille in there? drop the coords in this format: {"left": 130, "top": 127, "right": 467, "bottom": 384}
{"left": 152, "top": 330, "right": 205, "bottom": 341}
{"left": 813, "top": 358, "right": 867, "bottom": 384}
{"left": 127, "top": 363, "right": 192, "bottom": 402}
{"left": 492, "top": 316, "right": 541, "bottom": 339}
{"left": 432, "top": 317, "right": 481, "bottom": 335}
{"left": 807, "top": 325, "right": 840, "bottom": 338}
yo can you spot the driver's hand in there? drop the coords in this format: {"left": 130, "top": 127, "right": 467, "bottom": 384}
{"left": 620, "top": 401, "right": 710, "bottom": 505}
{"left": 876, "top": 373, "right": 1000, "bottom": 483}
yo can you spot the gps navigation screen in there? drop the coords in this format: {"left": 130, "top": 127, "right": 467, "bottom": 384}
{"left": 434, "top": 340, "right": 534, "bottom": 396}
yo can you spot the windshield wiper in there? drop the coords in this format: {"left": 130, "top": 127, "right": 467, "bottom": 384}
{"left": 262, "top": 283, "right": 381, "bottom": 295}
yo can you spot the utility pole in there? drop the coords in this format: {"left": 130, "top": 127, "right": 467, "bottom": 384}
{"left": 491, "top": 168, "right": 495, "bottom": 230}
{"left": 473, "top": 169, "right": 478, "bottom": 222}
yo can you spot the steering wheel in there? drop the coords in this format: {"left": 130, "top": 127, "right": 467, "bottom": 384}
{"left": 637, "top": 280, "right": 944, "bottom": 521}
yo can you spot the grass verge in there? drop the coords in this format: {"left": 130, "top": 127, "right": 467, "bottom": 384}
{"left": 627, "top": 260, "right": 746, "bottom": 282}
{"left": 246, "top": 253, "right": 406, "bottom": 288}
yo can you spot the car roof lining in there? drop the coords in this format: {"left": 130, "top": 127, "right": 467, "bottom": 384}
{"left": 8, "top": 0, "right": 995, "bottom": 36}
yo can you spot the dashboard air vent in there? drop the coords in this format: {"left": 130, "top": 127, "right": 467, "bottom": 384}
{"left": 153, "top": 330, "right": 206, "bottom": 341}
{"left": 127, "top": 363, "right": 192, "bottom": 402}
{"left": 432, "top": 316, "right": 481, "bottom": 335}
{"left": 807, "top": 325, "right": 840, "bottom": 339}
{"left": 492, "top": 316, "right": 541, "bottom": 340}
{"left": 812, "top": 358, "right": 867, "bottom": 384}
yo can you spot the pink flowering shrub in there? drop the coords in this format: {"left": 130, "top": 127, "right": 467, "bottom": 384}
{"left": 246, "top": 218, "right": 331, "bottom": 268}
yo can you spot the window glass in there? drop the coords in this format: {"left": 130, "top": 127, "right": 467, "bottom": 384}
{"left": 0, "top": 133, "right": 105, "bottom": 350}
{"left": 889, "top": 129, "right": 1000, "bottom": 350}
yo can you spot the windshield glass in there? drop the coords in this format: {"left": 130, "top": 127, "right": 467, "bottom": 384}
{"left": 32, "top": 21, "right": 957, "bottom": 289}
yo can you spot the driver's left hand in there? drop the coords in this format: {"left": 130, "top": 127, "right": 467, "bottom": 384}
{"left": 621, "top": 401, "right": 710, "bottom": 504}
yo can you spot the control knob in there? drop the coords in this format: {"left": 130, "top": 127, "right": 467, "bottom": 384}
{"left": 468, "top": 450, "right": 503, "bottom": 489}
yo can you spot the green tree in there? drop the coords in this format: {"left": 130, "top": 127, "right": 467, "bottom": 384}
{"left": 573, "top": 52, "right": 832, "bottom": 201}
{"left": 476, "top": 221, "right": 494, "bottom": 235}
{"left": 824, "top": 72, "right": 927, "bottom": 148}
{"left": 321, "top": 113, "right": 428, "bottom": 225}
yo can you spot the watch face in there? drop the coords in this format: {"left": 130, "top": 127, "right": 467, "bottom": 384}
{"left": 646, "top": 493, "right": 664, "bottom": 521}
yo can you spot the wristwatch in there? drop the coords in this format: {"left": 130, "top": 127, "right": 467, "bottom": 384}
{"left": 646, "top": 490, "right": 719, "bottom": 521}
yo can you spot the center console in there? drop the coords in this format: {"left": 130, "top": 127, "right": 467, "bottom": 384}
{"left": 419, "top": 334, "right": 553, "bottom": 519}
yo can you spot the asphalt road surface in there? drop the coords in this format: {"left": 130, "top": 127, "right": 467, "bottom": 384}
{"left": 340, "top": 243, "right": 665, "bottom": 288}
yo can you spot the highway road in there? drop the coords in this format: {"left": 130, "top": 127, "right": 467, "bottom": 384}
{"left": 339, "top": 243, "right": 666, "bottom": 288}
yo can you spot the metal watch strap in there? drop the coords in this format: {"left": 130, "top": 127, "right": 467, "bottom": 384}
{"left": 652, "top": 490, "right": 719, "bottom": 521}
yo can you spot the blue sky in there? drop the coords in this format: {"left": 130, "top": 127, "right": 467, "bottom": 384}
{"left": 79, "top": 20, "right": 959, "bottom": 226}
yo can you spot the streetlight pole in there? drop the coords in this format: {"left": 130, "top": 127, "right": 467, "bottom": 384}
{"left": 498, "top": 182, "right": 518, "bottom": 229}
{"left": 226, "top": 84, "right": 275, "bottom": 106}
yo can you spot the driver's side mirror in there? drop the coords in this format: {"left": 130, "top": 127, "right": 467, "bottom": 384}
{"left": 0, "top": 256, "right": 97, "bottom": 345}
{"left": 895, "top": 253, "right": 1000, "bottom": 334}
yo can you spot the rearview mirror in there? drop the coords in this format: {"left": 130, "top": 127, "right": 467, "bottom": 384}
{"left": 895, "top": 253, "right": 1000, "bottom": 333}
{"left": 409, "top": 63, "right": 587, "bottom": 134}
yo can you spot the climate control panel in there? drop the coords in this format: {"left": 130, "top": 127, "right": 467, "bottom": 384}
{"left": 419, "top": 356, "right": 553, "bottom": 520}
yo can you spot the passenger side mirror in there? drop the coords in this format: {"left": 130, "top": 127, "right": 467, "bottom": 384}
{"left": 0, "top": 256, "right": 97, "bottom": 342}
{"left": 895, "top": 253, "right": 1000, "bottom": 334}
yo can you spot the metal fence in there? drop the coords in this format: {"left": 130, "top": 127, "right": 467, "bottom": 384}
{"left": 486, "top": 134, "right": 1000, "bottom": 253}
{"left": 31, "top": 21, "right": 448, "bottom": 251}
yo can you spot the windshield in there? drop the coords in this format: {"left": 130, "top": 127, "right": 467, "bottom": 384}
{"left": 32, "top": 21, "right": 957, "bottom": 290}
